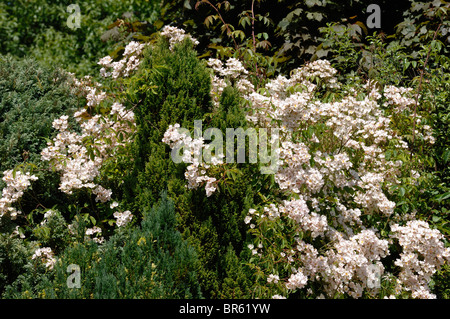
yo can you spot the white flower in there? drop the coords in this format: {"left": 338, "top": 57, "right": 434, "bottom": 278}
{"left": 97, "top": 42, "right": 146, "bottom": 78}
{"left": 92, "top": 185, "right": 112, "bottom": 203}
{"left": 160, "top": 25, "right": 199, "bottom": 50}
{"left": 98, "top": 56, "right": 113, "bottom": 66}
{"left": 267, "top": 274, "right": 280, "bottom": 284}
{"left": 85, "top": 226, "right": 102, "bottom": 236}
{"left": 0, "top": 170, "right": 38, "bottom": 219}
{"left": 40, "top": 209, "right": 56, "bottom": 225}
{"left": 391, "top": 220, "right": 450, "bottom": 298}
{"left": 110, "top": 201, "right": 119, "bottom": 209}
{"left": 32, "top": 247, "right": 56, "bottom": 270}
{"left": 114, "top": 210, "right": 133, "bottom": 227}
{"left": 285, "top": 270, "right": 308, "bottom": 290}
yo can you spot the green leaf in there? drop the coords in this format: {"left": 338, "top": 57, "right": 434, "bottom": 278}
{"left": 285, "top": 8, "right": 303, "bottom": 22}
{"left": 204, "top": 15, "right": 214, "bottom": 28}
{"left": 442, "top": 149, "right": 450, "bottom": 163}
{"left": 239, "top": 16, "right": 251, "bottom": 28}
{"left": 436, "top": 192, "right": 450, "bottom": 203}
{"left": 154, "top": 20, "right": 164, "bottom": 29}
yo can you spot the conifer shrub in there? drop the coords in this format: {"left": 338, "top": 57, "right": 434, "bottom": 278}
{"left": 124, "top": 37, "right": 213, "bottom": 208}
{"left": 0, "top": 55, "right": 87, "bottom": 229}
{"left": 0, "top": 55, "right": 85, "bottom": 294}
{"left": 122, "top": 37, "right": 221, "bottom": 296}
{"left": 120, "top": 37, "right": 274, "bottom": 297}
{"left": 0, "top": 233, "right": 33, "bottom": 295}
{"left": 3, "top": 192, "right": 202, "bottom": 299}
{"left": 0, "top": 55, "right": 83, "bottom": 174}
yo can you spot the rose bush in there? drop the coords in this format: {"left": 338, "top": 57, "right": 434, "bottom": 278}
{"left": 0, "top": 1, "right": 449, "bottom": 298}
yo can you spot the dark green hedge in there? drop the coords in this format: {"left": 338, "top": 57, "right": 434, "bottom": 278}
{"left": 117, "top": 37, "right": 277, "bottom": 298}
{"left": 0, "top": 54, "right": 83, "bottom": 174}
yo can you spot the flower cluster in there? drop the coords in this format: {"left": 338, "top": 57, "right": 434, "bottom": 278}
{"left": 382, "top": 85, "right": 434, "bottom": 144}
{"left": 207, "top": 57, "right": 249, "bottom": 79}
{"left": 354, "top": 172, "right": 396, "bottom": 216}
{"left": 85, "top": 226, "right": 104, "bottom": 244}
{"left": 1, "top": 37, "right": 147, "bottom": 277}
{"left": 279, "top": 198, "right": 328, "bottom": 238}
{"left": 38, "top": 45, "right": 139, "bottom": 237}
{"left": 162, "top": 123, "right": 223, "bottom": 197}
{"left": 391, "top": 220, "right": 450, "bottom": 298}
{"left": 285, "top": 270, "right": 308, "bottom": 290}
{"left": 113, "top": 210, "right": 133, "bottom": 227}
{"left": 290, "top": 59, "right": 339, "bottom": 89}
{"left": 383, "top": 85, "right": 415, "bottom": 113}
{"left": 206, "top": 57, "right": 251, "bottom": 108}
{"left": 32, "top": 247, "right": 56, "bottom": 270}
{"left": 41, "top": 99, "right": 134, "bottom": 202}
{"left": 322, "top": 230, "right": 390, "bottom": 298}
{"left": 267, "top": 274, "right": 280, "bottom": 284}
{"left": 0, "top": 170, "right": 38, "bottom": 220}
{"left": 160, "top": 25, "right": 199, "bottom": 51}
{"left": 180, "top": 56, "right": 448, "bottom": 298}
{"left": 98, "top": 41, "right": 147, "bottom": 79}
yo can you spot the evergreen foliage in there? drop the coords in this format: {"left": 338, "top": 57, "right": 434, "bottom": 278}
{"left": 0, "top": 55, "right": 86, "bottom": 229}
{"left": 120, "top": 38, "right": 276, "bottom": 297}
{"left": 125, "top": 37, "right": 213, "bottom": 208}
{"left": 0, "top": 233, "right": 32, "bottom": 295}
{"left": 0, "top": 55, "right": 83, "bottom": 174}
{"left": 3, "top": 192, "right": 202, "bottom": 299}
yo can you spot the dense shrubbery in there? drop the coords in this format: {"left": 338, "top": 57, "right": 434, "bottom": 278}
{"left": 3, "top": 192, "right": 203, "bottom": 298}
{"left": 0, "top": 0, "right": 161, "bottom": 76}
{"left": 0, "top": 54, "right": 87, "bottom": 294}
{"left": 156, "top": 0, "right": 412, "bottom": 74}
{"left": 0, "top": 0, "right": 449, "bottom": 299}
{"left": 0, "top": 55, "right": 83, "bottom": 173}
{"left": 120, "top": 37, "right": 277, "bottom": 297}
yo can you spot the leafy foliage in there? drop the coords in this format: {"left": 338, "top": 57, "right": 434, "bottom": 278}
{"left": 117, "top": 37, "right": 258, "bottom": 297}
{"left": 0, "top": 0, "right": 449, "bottom": 300}
{"left": 153, "top": 0, "right": 412, "bottom": 74}
{"left": 0, "top": 55, "right": 88, "bottom": 232}
{"left": 0, "top": 0, "right": 161, "bottom": 76}
{"left": 3, "top": 192, "right": 203, "bottom": 299}
{"left": 0, "top": 55, "right": 83, "bottom": 174}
